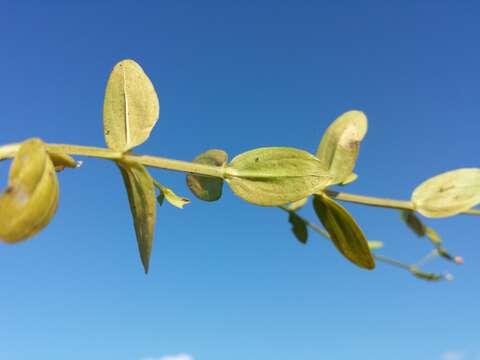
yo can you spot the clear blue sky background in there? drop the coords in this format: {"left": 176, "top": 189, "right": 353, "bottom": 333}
{"left": 1, "top": 1, "right": 479, "bottom": 359}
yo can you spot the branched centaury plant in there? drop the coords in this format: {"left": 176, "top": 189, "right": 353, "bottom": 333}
{"left": 0, "top": 59, "right": 479, "bottom": 277}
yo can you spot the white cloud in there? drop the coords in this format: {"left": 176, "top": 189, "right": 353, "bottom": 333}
{"left": 441, "top": 351, "right": 466, "bottom": 360}
{"left": 142, "top": 354, "right": 194, "bottom": 360}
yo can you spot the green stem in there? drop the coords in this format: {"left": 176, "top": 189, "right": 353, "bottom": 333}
{"left": 324, "top": 190, "right": 480, "bottom": 216}
{"left": 0, "top": 143, "right": 225, "bottom": 178}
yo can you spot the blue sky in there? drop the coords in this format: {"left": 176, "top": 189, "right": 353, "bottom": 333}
{"left": 1, "top": 1, "right": 479, "bottom": 359}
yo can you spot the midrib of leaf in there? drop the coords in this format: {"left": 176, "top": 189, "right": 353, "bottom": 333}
{"left": 122, "top": 66, "right": 131, "bottom": 146}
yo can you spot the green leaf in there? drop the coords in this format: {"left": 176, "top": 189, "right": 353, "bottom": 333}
{"left": 412, "top": 168, "right": 480, "bottom": 218}
{"left": 186, "top": 149, "right": 227, "bottom": 201}
{"left": 154, "top": 181, "right": 190, "bottom": 209}
{"left": 368, "top": 241, "right": 384, "bottom": 250}
{"left": 400, "top": 210, "right": 426, "bottom": 237}
{"left": 411, "top": 268, "right": 443, "bottom": 281}
{"left": 316, "top": 111, "right": 367, "bottom": 185}
{"left": 288, "top": 212, "right": 308, "bottom": 244}
{"left": 117, "top": 160, "right": 157, "bottom": 273}
{"left": 313, "top": 193, "right": 375, "bottom": 269}
{"left": 0, "top": 138, "right": 59, "bottom": 243}
{"left": 227, "top": 147, "right": 332, "bottom": 206}
{"left": 103, "top": 59, "right": 160, "bottom": 152}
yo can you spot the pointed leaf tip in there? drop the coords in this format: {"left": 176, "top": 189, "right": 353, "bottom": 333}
{"left": 117, "top": 161, "right": 157, "bottom": 273}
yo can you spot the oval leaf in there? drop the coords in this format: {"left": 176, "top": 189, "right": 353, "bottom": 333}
{"left": 288, "top": 211, "right": 308, "bottom": 244}
{"left": 187, "top": 149, "right": 227, "bottom": 201}
{"left": 313, "top": 193, "right": 375, "bottom": 269}
{"left": 316, "top": 111, "right": 367, "bottom": 184}
{"left": 400, "top": 210, "right": 426, "bottom": 237}
{"left": 227, "top": 147, "right": 332, "bottom": 206}
{"left": 412, "top": 168, "right": 480, "bottom": 218}
{"left": 103, "top": 59, "right": 160, "bottom": 152}
{"left": 0, "top": 138, "right": 59, "bottom": 243}
{"left": 117, "top": 160, "right": 157, "bottom": 273}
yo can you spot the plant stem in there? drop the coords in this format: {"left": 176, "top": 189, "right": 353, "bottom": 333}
{"left": 0, "top": 143, "right": 225, "bottom": 178}
{"left": 373, "top": 254, "right": 412, "bottom": 271}
{"left": 324, "top": 190, "right": 480, "bottom": 216}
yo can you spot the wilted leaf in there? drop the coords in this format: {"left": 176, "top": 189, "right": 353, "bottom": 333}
{"left": 103, "top": 59, "right": 160, "bottom": 152}
{"left": 187, "top": 149, "right": 227, "bottom": 201}
{"left": 368, "top": 241, "right": 384, "bottom": 250}
{"left": 288, "top": 211, "right": 308, "bottom": 244}
{"left": 0, "top": 138, "right": 59, "bottom": 243}
{"left": 227, "top": 147, "right": 332, "bottom": 206}
{"left": 286, "top": 197, "right": 309, "bottom": 211}
{"left": 117, "top": 160, "right": 157, "bottom": 273}
{"left": 316, "top": 111, "right": 367, "bottom": 184}
{"left": 412, "top": 168, "right": 480, "bottom": 218}
{"left": 400, "top": 210, "right": 426, "bottom": 237}
{"left": 154, "top": 181, "right": 190, "bottom": 209}
{"left": 313, "top": 193, "right": 375, "bottom": 269}
{"left": 48, "top": 152, "right": 79, "bottom": 172}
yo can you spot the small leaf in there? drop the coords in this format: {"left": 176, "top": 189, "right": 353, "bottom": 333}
{"left": 0, "top": 138, "right": 59, "bottom": 243}
{"left": 368, "top": 241, "right": 384, "bottom": 250}
{"left": 411, "top": 268, "right": 443, "bottom": 281}
{"left": 288, "top": 212, "right": 308, "bottom": 244}
{"left": 286, "top": 197, "right": 309, "bottom": 211}
{"left": 316, "top": 111, "right": 367, "bottom": 184}
{"left": 400, "top": 210, "right": 426, "bottom": 237}
{"left": 154, "top": 181, "right": 190, "bottom": 209}
{"left": 103, "top": 59, "right": 160, "bottom": 152}
{"left": 117, "top": 160, "right": 157, "bottom": 273}
{"left": 187, "top": 149, "right": 227, "bottom": 201}
{"left": 313, "top": 193, "right": 375, "bottom": 269}
{"left": 227, "top": 147, "right": 332, "bottom": 206}
{"left": 412, "top": 168, "right": 480, "bottom": 218}
{"left": 48, "top": 152, "right": 79, "bottom": 172}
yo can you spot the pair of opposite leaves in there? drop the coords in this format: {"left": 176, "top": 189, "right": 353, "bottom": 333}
{"left": 101, "top": 59, "right": 370, "bottom": 271}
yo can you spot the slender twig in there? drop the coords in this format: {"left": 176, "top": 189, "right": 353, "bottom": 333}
{"left": 324, "top": 190, "right": 480, "bottom": 216}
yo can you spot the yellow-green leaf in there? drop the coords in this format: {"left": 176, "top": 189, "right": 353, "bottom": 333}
{"left": 187, "top": 149, "right": 227, "bottom": 201}
{"left": 400, "top": 210, "right": 426, "bottom": 237}
{"left": 412, "top": 168, "right": 480, "bottom": 218}
{"left": 117, "top": 160, "right": 157, "bottom": 273}
{"left": 154, "top": 181, "right": 190, "bottom": 209}
{"left": 0, "top": 138, "right": 59, "bottom": 243}
{"left": 288, "top": 212, "right": 308, "bottom": 244}
{"left": 103, "top": 59, "right": 160, "bottom": 152}
{"left": 368, "top": 241, "right": 384, "bottom": 250}
{"left": 316, "top": 111, "right": 367, "bottom": 184}
{"left": 48, "top": 152, "right": 79, "bottom": 172}
{"left": 313, "top": 193, "right": 375, "bottom": 269}
{"left": 227, "top": 147, "right": 332, "bottom": 206}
